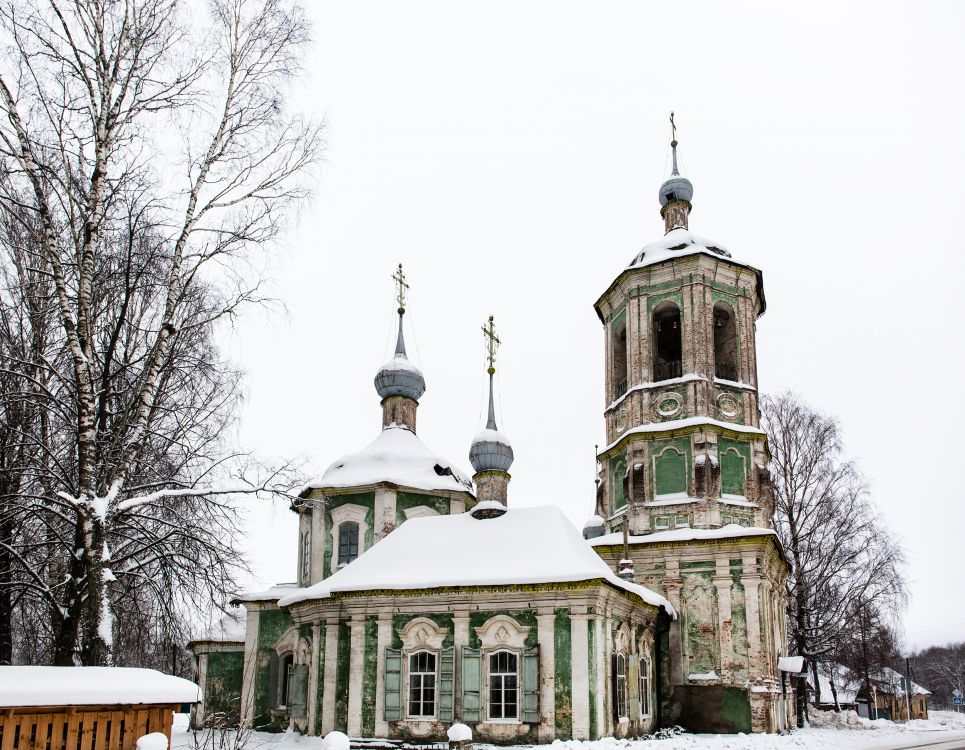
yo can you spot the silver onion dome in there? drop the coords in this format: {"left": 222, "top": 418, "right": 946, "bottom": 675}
{"left": 374, "top": 311, "right": 426, "bottom": 401}
{"left": 469, "top": 373, "right": 514, "bottom": 473}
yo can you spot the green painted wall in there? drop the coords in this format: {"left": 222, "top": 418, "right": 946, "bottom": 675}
{"left": 554, "top": 609, "right": 572, "bottom": 738}
{"left": 719, "top": 439, "right": 751, "bottom": 496}
{"left": 730, "top": 560, "right": 748, "bottom": 682}
{"left": 362, "top": 617, "right": 378, "bottom": 736}
{"left": 611, "top": 454, "right": 627, "bottom": 510}
{"left": 253, "top": 609, "right": 295, "bottom": 729}
{"left": 646, "top": 290, "right": 684, "bottom": 317}
{"left": 653, "top": 438, "right": 690, "bottom": 496}
{"left": 682, "top": 570, "right": 718, "bottom": 675}
{"left": 396, "top": 492, "right": 449, "bottom": 525}
{"left": 324, "top": 493, "right": 375, "bottom": 578}
{"left": 204, "top": 651, "right": 244, "bottom": 723}
{"left": 335, "top": 621, "right": 351, "bottom": 732}
{"left": 722, "top": 687, "right": 752, "bottom": 733}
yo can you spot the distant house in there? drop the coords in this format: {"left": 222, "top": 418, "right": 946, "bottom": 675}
{"left": 807, "top": 663, "right": 930, "bottom": 721}
{"left": 808, "top": 662, "right": 860, "bottom": 712}
{"left": 863, "top": 668, "right": 930, "bottom": 721}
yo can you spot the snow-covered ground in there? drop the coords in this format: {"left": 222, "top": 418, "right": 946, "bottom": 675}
{"left": 171, "top": 711, "right": 965, "bottom": 750}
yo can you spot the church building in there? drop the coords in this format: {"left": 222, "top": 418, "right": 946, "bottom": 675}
{"left": 190, "top": 128, "right": 795, "bottom": 740}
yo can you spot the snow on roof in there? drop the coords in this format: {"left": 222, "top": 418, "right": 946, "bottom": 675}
{"left": 302, "top": 425, "right": 473, "bottom": 495}
{"left": 589, "top": 524, "right": 778, "bottom": 548}
{"left": 190, "top": 607, "right": 246, "bottom": 643}
{"left": 603, "top": 416, "right": 766, "bottom": 452}
{"left": 626, "top": 228, "right": 739, "bottom": 270}
{"left": 278, "top": 505, "right": 674, "bottom": 616}
{"left": 235, "top": 582, "right": 300, "bottom": 603}
{"left": 809, "top": 663, "right": 861, "bottom": 705}
{"left": 0, "top": 667, "right": 200, "bottom": 707}
{"left": 878, "top": 667, "right": 931, "bottom": 696}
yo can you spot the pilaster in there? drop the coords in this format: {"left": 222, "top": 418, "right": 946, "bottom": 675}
{"left": 453, "top": 610, "right": 470, "bottom": 719}
{"left": 320, "top": 618, "right": 339, "bottom": 734}
{"left": 664, "top": 560, "right": 684, "bottom": 685}
{"left": 536, "top": 608, "right": 556, "bottom": 743}
{"left": 240, "top": 608, "right": 260, "bottom": 727}
{"left": 743, "top": 554, "right": 763, "bottom": 681}
{"left": 374, "top": 612, "right": 392, "bottom": 736}
{"left": 308, "top": 623, "right": 321, "bottom": 734}
{"left": 347, "top": 615, "right": 366, "bottom": 736}
{"left": 569, "top": 608, "right": 590, "bottom": 740}
{"left": 714, "top": 556, "right": 734, "bottom": 682}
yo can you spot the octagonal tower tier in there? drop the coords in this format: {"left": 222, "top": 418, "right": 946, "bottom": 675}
{"left": 593, "top": 140, "right": 773, "bottom": 536}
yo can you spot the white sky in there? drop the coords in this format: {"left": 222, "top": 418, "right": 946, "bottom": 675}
{"left": 226, "top": 1, "right": 965, "bottom": 652}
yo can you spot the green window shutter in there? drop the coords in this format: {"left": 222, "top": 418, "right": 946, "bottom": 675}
{"left": 439, "top": 647, "right": 455, "bottom": 722}
{"left": 628, "top": 654, "right": 640, "bottom": 721}
{"left": 384, "top": 647, "right": 402, "bottom": 721}
{"left": 522, "top": 646, "right": 539, "bottom": 724}
{"left": 288, "top": 664, "right": 309, "bottom": 719}
{"left": 268, "top": 651, "right": 280, "bottom": 707}
{"left": 461, "top": 647, "right": 482, "bottom": 722}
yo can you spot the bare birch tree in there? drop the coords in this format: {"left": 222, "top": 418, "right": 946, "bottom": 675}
{"left": 0, "top": 0, "right": 320, "bottom": 665}
{"left": 762, "top": 392, "right": 907, "bottom": 725}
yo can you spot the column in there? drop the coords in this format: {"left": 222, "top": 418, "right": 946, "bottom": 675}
{"left": 320, "top": 619, "right": 339, "bottom": 733}
{"left": 714, "top": 557, "right": 734, "bottom": 683}
{"left": 240, "top": 608, "right": 261, "bottom": 727}
{"left": 593, "top": 616, "right": 606, "bottom": 740}
{"left": 311, "top": 503, "right": 326, "bottom": 583}
{"left": 347, "top": 615, "right": 366, "bottom": 736}
{"left": 308, "top": 623, "right": 321, "bottom": 734}
{"left": 536, "top": 608, "right": 556, "bottom": 742}
{"left": 570, "top": 608, "right": 590, "bottom": 740}
{"left": 374, "top": 613, "right": 392, "bottom": 737}
{"left": 453, "top": 610, "right": 470, "bottom": 720}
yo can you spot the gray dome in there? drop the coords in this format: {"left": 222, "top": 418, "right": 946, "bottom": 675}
{"left": 659, "top": 175, "right": 693, "bottom": 207}
{"left": 374, "top": 355, "right": 426, "bottom": 401}
{"left": 582, "top": 514, "right": 605, "bottom": 540}
{"left": 469, "top": 428, "right": 514, "bottom": 473}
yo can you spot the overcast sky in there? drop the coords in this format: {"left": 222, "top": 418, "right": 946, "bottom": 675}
{"left": 226, "top": 1, "right": 965, "bottom": 651}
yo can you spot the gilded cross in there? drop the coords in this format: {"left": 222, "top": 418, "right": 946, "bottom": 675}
{"left": 670, "top": 111, "right": 677, "bottom": 143}
{"left": 482, "top": 315, "right": 500, "bottom": 375}
{"left": 392, "top": 263, "right": 409, "bottom": 312}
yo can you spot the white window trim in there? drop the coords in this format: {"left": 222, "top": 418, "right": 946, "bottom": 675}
{"left": 328, "top": 502, "right": 368, "bottom": 573}
{"left": 485, "top": 648, "right": 522, "bottom": 724}
{"left": 639, "top": 655, "right": 652, "bottom": 718}
{"left": 402, "top": 504, "right": 440, "bottom": 521}
{"left": 405, "top": 649, "right": 438, "bottom": 720}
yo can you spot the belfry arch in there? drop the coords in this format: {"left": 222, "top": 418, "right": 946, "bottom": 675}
{"left": 651, "top": 302, "right": 682, "bottom": 382}
{"left": 713, "top": 301, "right": 738, "bottom": 381}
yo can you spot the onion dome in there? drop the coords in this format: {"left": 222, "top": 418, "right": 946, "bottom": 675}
{"left": 469, "top": 317, "right": 514, "bottom": 473}
{"left": 582, "top": 514, "right": 605, "bottom": 540}
{"left": 658, "top": 133, "right": 693, "bottom": 207}
{"left": 374, "top": 265, "right": 426, "bottom": 402}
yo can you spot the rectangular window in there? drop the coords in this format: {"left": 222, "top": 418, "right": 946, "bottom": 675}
{"left": 616, "top": 654, "right": 628, "bottom": 719}
{"left": 639, "top": 657, "right": 651, "bottom": 717}
{"left": 488, "top": 651, "right": 518, "bottom": 720}
{"left": 300, "top": 530, "right": 311, "bottom": 580}
{"left": 408, "top": 651, "right": 436, "bottom": 718}
{"left": 338, "top": 522, "right": 359, "bottom": 565}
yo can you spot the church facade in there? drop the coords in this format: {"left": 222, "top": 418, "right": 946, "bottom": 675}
{"left": 190, "top": 134, "right": 795, "bottom": 740}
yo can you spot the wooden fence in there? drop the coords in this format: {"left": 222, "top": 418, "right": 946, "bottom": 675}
{"left": 0, "top": 704, "right": 177, "bottom": 750}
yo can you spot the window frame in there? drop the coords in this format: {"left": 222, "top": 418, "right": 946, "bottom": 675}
{"left": 300, "top": 529, "right": 311, "bottom": 581}
{"left": 337, "top": 521, "right": 359, "bottom": 566}
{"left": 406, "top": 649, "right": 438, "bottom": 719}
{"left": 278, "top": 652, "right": 295, "bottom": 709}
{"left": 487, "top": 649, "right": 520, "bottom": 723}
{"left": 615, "top": 653, "right": 628, "bottom": 720}
{"left": 639, "top": 655, "right": 651, "bottom": 718}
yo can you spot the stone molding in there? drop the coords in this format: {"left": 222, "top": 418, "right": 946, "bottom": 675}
{"left": 398, "top": 616, "right": 449, "bottom": 652}
{"left": 474, "top": 614, "right": 530, "bottom": 651}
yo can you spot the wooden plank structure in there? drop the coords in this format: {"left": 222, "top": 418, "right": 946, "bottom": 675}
{"left": 0, "top": 667, "right": 198, "bottom": 750}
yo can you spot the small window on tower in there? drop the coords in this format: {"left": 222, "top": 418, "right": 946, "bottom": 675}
{"left": 338, "top": 521, "right": 359, "bottom": 566}
{"left": 612, "top": 320, "right": 628, "bottom": 400}
{"left": 652, "top": 302, "right": 682, "bottom": 381}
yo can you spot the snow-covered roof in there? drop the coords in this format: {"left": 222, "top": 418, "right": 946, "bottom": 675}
{"left": 589, "top": 524, "right": 778, "bottom": 548}
{"left": 235, "top": 582, "right": 300, "bottom": 603}
{"left": 278, "top": 505, "right": 674, "bottom": 616}
{"left": 809, "top": 663, "right": 861, "bottom": 705}
{"left": 877, "top": 667, "right": 931, "bottom": 696}
{"left": 190, "top": 607, "right": 246, "bottom": 643}
{"left": 626, "top": 228, "right": 737, "bottom": 270}
{"left": 603, "top": 415, "right": 766, "bottom": 452}
{"left": 302, "top": 425, "right": 473, "bottom": 495}
{"left": 0, "top": 667, "right": 200, "bottom": 707}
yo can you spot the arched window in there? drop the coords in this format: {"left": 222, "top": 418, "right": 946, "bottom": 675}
{"left": 653, "top": 446, "right": 687, "bottom": 498}
{"left": 338, "top": 521, "right": 359, "bottom": 566}
{"left": 713, "top": 302, "right": 738, "bottom": 381}
{"left": 407, "top": 650, "right": 437, "bottom": 718}
{"left": 652, "top": 303, "right": 682, "bottom": 381}
{"left": 488, "top": 650, "right": 519, "bottom": 720}
{"left": 639, "top": 656, "right": 651, "bottom": 718}
{"left": 612, "top": 320, "right": 628, "bottom": 399}
{"left": 720, "top": 446, "right": 747, "bottom": 497}
{"left": 615, "top": 653, "right": 628, "bottom": 719}
{"left": 279, "top": 653, "right": 294, "bottom": 707}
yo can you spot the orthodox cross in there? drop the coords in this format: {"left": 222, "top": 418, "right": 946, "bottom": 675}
{"left": 482, "top": 315, "right": 500, "bottom": 375}
{"left": 392, "top": 263, "right": 409, "bottom": 313}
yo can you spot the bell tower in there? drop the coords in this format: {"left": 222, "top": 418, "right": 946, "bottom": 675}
{"left": 593, "top": 118, "right": 773, "bottom": 534}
